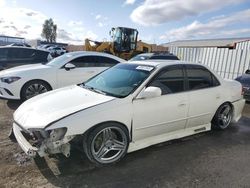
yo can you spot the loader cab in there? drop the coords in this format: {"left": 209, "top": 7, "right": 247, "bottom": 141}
{"left": 110, "top": 27, "right": 138, "bottom": 53}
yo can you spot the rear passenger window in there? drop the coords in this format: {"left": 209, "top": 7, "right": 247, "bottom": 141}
{"left": 69, "top": 56, "right": 97, "bottom": 67}
{"left": 96, "top": 56, "right": 120, "bottom": 67}
{"left": 186, "top": 67, "right": 220, "bottom": 90}
{"left": 149, "top": 66, "right": 185, "bottom": 95}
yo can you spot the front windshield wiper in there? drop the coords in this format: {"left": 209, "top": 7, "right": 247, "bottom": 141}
{"left": 81, "top": 85, "right": 107, "bottom": 95}
{"left": 79, "top": 84, "right": 123, "bottom": 98}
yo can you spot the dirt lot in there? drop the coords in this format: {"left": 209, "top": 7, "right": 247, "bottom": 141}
{"left": 0, "top": 99, "right": 250, "bottom": 188}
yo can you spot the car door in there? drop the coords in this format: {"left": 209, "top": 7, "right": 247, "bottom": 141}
{"left": 133, "top": 65, "right": 189, "bottom": 141}
{"left": 184, "top": 65, "right": 222, "bottom": 129}
{"left": 6, "top": 48, "right": 34, "bottom": 68}
{"left": 0, "top": 48, "right": 8, "bottom": 69}
{"left": 56, "top": 55, "right": 106, "bottom": 88}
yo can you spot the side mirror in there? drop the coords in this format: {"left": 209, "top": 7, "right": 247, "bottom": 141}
{"left": 245, "top": 69, "right": 250, "bottom": 74}
{"left": 137, "top": 86, "right": 162, "bottom": 99}
{"left": 64, "top": 63, "right": 75, "bottom": 71}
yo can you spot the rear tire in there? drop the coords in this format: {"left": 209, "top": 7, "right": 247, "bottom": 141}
{"left": 212, "top": 103, "right": 233, "bottom": 130}
{"left": 21, "top": 80, "right": 51, "bottom": 101}
{"left": 83, "top": 123, "right": 129, "bottom": 166}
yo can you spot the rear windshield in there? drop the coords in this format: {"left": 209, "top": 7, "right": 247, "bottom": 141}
{"left": 150, "top": 55, "right": 179, "bottom": 60}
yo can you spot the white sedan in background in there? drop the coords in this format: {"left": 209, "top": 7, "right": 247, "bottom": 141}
{"left": 12, "top": 60, "right": 245, "bottom": 165}
{"left": 0, "top": 51, "right": 125, "bottom": 100}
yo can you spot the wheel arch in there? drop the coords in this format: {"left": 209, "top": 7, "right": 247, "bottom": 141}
{"left": 20, "top": 79, "right": 53, "bottom": 97}
{"left": 213, "top": 101, "right": 234, "bottom": 117}
{"left": 82, "top": 121, "right": 130, "bottom": 141}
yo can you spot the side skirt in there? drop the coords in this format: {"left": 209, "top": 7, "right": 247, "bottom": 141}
{"left": 127, "top": 123, "right": 211, "bottom": 153}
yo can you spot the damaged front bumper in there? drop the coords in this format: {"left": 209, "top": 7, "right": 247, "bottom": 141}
{"left": 12, "top": 122, "right": 74, "bottom": 158}
{"left": 13, "top": 123, "right": 38, "bottom": 157}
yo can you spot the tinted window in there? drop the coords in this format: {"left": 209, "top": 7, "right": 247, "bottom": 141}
{"left": 8, "top": 48, "right": 34, "bottom": 59}
{"left": 150, "top": 55, "right": 179, "bottom": 60}
{"left": 0, "top": 48, "right": 8, "bottom": 60}
{"left": 186, "top": 66, "right": 220, "bottom": 90}
{"left": 33, "top": 51, "right": 49, "bottom": 62}
{"left": 149, "top": 66, "right": 185, "bottom": 94}
{"left": 96, "top": 56, "right": 120, "bottom": 67}
{"left": 69, "top": 56, "right": 97, "bottom": 67}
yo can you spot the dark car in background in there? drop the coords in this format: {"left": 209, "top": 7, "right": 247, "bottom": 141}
{"left": 236, "top": 70, "right": 250, "bottom": 101}
{"left": 129, "top": 52, "right": 179, "bottom": 61}
{"left": 0, "top": 46, "right": 52, "bottom": 70}
{"left": 8, "top": 43, "right": 32, "bottom": 48}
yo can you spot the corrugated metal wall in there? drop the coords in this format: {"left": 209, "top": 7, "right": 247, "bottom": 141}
{"left": 169, "top": 40, "right": 250, "bottom": 79}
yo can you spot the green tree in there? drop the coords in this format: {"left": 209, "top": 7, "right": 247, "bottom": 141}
{"left": 41, "top": 18, "right": 57, "bottom": 42}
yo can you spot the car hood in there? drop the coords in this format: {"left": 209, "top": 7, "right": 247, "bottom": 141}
{"left": 0, "top": 64, "right": 49, "bottom": 76}
{"left": 14, "top": 85, "right": 115, "bottom": 129}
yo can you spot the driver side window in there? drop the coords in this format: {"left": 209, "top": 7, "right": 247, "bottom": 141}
{"left": 148, "top": 66, "right": 185, "bottom": 95}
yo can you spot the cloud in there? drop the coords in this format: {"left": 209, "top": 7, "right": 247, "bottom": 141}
{"left": 0, "top": 18, "right": 4, "bottom": 23}
{"left": 98, "top": 22, "right": 104, "bottom": 27}
{"left": 57, "top": 28, "right": 98, "bottom": 45}
{"left": 94, "top": 14, "right": 110, "bottom": 27}
{"left": 0, "top": 6, "right": 47, "bottom": 39}
{"left": 160, "top": 9, "right": 250, "bottom": 41}
{"left": 0, "top": 2, "right": 98, "bottom": 44}
{"left": 57, "top": 29, "right": 75, "bottom": 41}
{"left": 24, "top": 25, "right": 31, "bottom": 29}
{"left": 26, "top": 12, "right": 38, "bottom": 17}
{"left": 130, "top": 0, "right": 244, "bottom": 26}
{"left": 0, "top": 0, "right": 5, "bottom": 7}
{"left": 95, "top": 14, "right": 101, "bottom": 20}
{"left": 68, "top": 20, "right": 83, "bottom": 27}
{"left": 124, "top": 0, "right": 136, "bottom": 5}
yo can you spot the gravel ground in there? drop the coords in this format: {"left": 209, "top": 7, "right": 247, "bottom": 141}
{"left": 0, "top": 99, "right": 250, "bottom": 188}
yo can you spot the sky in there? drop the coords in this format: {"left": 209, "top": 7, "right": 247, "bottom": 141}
{"left": 0, "top": 0, "right": 249, "bottom": 45}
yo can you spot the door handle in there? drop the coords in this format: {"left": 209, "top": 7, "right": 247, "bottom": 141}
{"left": 87, "top": 71, "right": 95, "bottom": 73}
{"left": 178, "top": 101, "right": 187, "bottom": 107}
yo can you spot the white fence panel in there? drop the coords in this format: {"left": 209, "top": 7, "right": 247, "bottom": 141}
{"left": 170, "top": 45, "right": 250, "bottom": 79}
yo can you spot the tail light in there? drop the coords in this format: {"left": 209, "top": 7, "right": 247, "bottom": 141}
{"left": 242, "top": 86, "right": 249, "bottom": 95}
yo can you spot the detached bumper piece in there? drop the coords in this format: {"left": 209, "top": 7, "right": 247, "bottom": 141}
{"left": 13, "top": 123, "right": 38, "bottom": 157}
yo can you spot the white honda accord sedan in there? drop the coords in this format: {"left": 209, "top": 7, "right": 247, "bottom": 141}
{"left": 12, "top": 60, "right": 245, "bottom": 165}
{"left": 0, "top": 51, "right": 125, "bottom": 100}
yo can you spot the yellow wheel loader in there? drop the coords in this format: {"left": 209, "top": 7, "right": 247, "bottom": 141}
{"left": 85, "top": 27, "right": 152, "bottom": 60}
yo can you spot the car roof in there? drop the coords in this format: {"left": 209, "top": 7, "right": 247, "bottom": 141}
{"left": 136, "top": 53, "right": 177, "bottom": 57}
{"left": 136, "top": 53, "right": 154, "bottom": 57}
{"left": 67, "top": 51, "right": 126, "bottom": 62}
{"left": 0, "top": 45, "right": 48, "bottom": 51}
{"left": 130, "top": 60, "right": 202, "bottom": 68}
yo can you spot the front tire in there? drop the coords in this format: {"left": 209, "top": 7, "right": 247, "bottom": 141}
{"left": 21, "top": 80, "right": 51, "bottom": 101}
{"left": 84, "top": 123, "right": 129, "bottom": 165}
{"left": 212, "top": 103, "right": 233, "bottom": 130}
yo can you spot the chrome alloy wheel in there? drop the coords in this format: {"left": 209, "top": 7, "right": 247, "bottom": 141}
{"left": 91, "top": 127, "right": 128, "bottom": 164}
{"left": 25, "top": 83, "right": 48, "bottom": 99}
{"left": 217, "top": 104, "right": 232, "bottom": 129}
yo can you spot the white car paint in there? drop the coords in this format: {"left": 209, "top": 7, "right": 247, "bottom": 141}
{"left": 13, "top": 60, "right": 245, "bottom": 159}
{"left": 0, "top": 51, "right": 125, "bottom": 100}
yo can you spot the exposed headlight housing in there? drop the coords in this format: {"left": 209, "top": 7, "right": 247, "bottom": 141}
{"left": 49, "top": 128, "right": 67, "bottom": 142}
{"left": 0, "top": 76, "right": 21, "bottom": 84}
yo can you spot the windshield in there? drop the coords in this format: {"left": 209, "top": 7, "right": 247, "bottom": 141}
{"left": 44, "top": 53, "right": 73, "bottom": 66}
{"left": 84, "top": 63, "right": 155, "bottom": 98}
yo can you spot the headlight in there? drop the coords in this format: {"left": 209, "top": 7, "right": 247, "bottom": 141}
{"left": 50, "top": 128, "right": 67, "bottom": 142}
{"left": 0, "top": 76, "right": 21, "bottom": 84}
